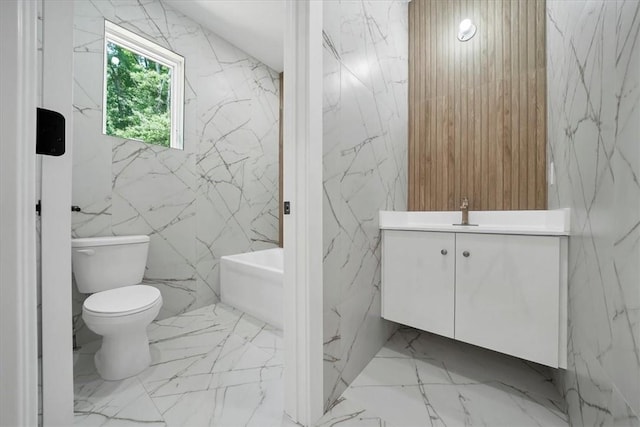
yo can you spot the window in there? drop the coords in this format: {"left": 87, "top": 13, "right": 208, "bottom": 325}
{"left": 103, "top": 21, "right": 184, "bottom": 149}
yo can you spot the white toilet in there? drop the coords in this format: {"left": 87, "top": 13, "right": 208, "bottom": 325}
{"left": 71, "top": 235, "right": 162, "bottom": 381}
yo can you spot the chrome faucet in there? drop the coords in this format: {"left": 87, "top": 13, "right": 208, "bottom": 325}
{"left": 460, "top": 197, "right": 469, "bottom": 225}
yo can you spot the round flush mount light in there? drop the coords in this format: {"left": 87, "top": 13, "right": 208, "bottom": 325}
{"left": 457, "top": 18, "right": 476, "bottom": 42}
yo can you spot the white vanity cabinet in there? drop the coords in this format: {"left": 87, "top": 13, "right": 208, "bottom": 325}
{"left": 381, "top": 230, "right": 455, "bottom": 338}
{"left": 454, "top": 233, "right": 564, "bottom": 367}
{"left": 379, "top": 209, "right": 569, "bottom": 369}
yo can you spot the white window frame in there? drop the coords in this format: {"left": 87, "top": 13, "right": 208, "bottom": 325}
{"left": 103, "top": 20, "right": 184, "bottom": 150}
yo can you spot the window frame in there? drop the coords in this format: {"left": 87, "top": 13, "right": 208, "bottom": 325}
{"left": 102, "top": 20, "right": 185, "bottom": 150}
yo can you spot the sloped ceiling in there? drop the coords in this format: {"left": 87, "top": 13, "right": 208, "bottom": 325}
{"left": 164, "top": 0, "right": 285, "bottom": 72}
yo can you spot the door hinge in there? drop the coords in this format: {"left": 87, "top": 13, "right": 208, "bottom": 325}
{"left": 284, "top": 201, "right": 291, "bottom": 215}
{"left": 36, "top": 200, "right": 41, "bottom": 216}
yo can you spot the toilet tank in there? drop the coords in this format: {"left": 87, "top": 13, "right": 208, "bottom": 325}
{"left": 72, "top": 235, "right": 150, "bottom": 293}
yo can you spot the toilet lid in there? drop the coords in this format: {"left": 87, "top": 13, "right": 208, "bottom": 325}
{"left": 83, "top": 285, "right": 161, "bottom": 316}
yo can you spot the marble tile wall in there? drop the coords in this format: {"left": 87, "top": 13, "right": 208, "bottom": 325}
{"left": 71, "top": 0, "right": 279, "bottom": 344}
{"left": 322, "top": 0, "right": 408, "bottom": 410}
{"left": 546, "top": 0, "right": 640, "bottom": 424}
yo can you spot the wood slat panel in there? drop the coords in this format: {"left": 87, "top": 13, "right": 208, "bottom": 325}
{"left": 503, "top": 0, "right": 512, "bottom": 209}
{"left": 429, "top": 0, "right": 437, "bottom": 211}
{"left": 511, "top": 0, "right": 520, "bottom": 209}
{"left": 407, "top": 3, "right": 416, "bottom": 206}
{"left": 408, "top": 0, "right": 547, "bottom": 211}
{"left": 487, "top": 0, "right": 496, "bottom": 211}
{"left": 492, "top": 1, "right": 500, "bottom": 210}
{"left": 518, "top": 0, "right": 528, "bottom": 209}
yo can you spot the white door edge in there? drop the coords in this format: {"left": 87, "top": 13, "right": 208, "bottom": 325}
{"left": 40, "top": 1, "right": 75, "bottom": 425}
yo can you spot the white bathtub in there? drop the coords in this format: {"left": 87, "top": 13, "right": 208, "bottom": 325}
{"left": 220, "top": 248, "right": 283, "bottom": 329}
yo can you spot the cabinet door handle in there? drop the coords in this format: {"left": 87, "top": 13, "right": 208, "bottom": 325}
{"left": 462, "top": 251, "right": 470, "bottom": 257}
{"left": 441, "top": 249, "right": 448, "bottom": 255}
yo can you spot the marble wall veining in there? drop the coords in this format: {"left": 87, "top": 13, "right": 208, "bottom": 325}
{"left": 546, "top": 0, "right": 640, "bottom": 424}
{"left": 322, "top": 0, "right": 408, "bottom": 410}
{"left": 71, "top": 0, "right": 279, "bottom": 344}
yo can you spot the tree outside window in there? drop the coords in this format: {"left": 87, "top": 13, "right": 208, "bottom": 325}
{"left": 103, "top": 21, "right": 184, "bottom": 149}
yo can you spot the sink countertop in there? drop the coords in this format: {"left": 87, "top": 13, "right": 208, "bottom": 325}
{"left": 379, "top": 209, "right": 570, "bottom": 236}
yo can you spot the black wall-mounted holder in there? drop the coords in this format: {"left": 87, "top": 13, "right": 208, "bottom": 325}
{"left": 35, "top": 202, "right": 82, "bottom": 216}
{"left": 36, "top": 107, "right": 65, "bottom": 156}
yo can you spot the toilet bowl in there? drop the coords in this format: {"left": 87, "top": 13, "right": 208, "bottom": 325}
{"left": 72, "top": 235, "right": 162, "bottom": 381}
{"left": 82, "top": 284, "right": 162, "bottom": 380}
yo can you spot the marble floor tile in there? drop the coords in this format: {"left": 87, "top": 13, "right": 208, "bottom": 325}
{"left": 326, "top": 327, "right": 568, "bottom": 427}
{"left": 146, "top": 304, "right": 244, "bottom": 342}
{"left": 387, "top": 328, "right": 563, "bottom": 404}
{"left": 73, "top": 303, "right": 283, "bottom": 426}
{"left": 344, "top": 383, "right": 566, "bottom": 427}
{"left": 250, "top": 328, "right": 284, "bottom": 360}
{"left": 74, "top": 311, "right": 569, "bottom": 427}
{"left": 74, "top": 375, "right": 165, "bottom": 426}
{"left": 315, "top": 397, "right": 387, "bottom": 427}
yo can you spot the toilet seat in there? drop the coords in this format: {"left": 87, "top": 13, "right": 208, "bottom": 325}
{"left": 83, "top": 284, "right": 161, "bottom": 317}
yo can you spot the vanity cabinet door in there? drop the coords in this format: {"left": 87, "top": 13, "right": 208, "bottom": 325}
{"left": 382, "top": 230, "right": 455, "bottom": 338}
{"left": 454, "top": 233, "right": 561, "bottom": 367}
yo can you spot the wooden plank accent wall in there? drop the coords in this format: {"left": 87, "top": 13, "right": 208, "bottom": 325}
{"left": 408, "top": 0, "right": 547, "bottom": 211}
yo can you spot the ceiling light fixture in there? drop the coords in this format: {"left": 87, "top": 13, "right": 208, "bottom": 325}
{"left": 457, "top": 18, "right": 476, "bottom": 42}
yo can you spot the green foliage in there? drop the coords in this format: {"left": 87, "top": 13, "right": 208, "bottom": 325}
{"left": 105, "top": 42, "right": 172, "bottom": 147}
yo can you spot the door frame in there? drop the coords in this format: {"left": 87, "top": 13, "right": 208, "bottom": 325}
{"left": 282, "top": 0, "right": 324, "bottom": 425}
{"left": 0, "top": 0, "right": 39, "bottom": 425}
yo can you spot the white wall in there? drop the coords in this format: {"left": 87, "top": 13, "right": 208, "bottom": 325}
{"left": 70, "top": 0, "right": 280, "bottom": 344}
{"left": 547, "top": 0, "right": 640, "bottom": 424}
{"left": 322, "top": 0, "right": 408, "bottom": 409}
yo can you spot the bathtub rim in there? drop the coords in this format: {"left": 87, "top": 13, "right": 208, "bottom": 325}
{"left": 220, "top": 247, "right": 283, "bottom": 275}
